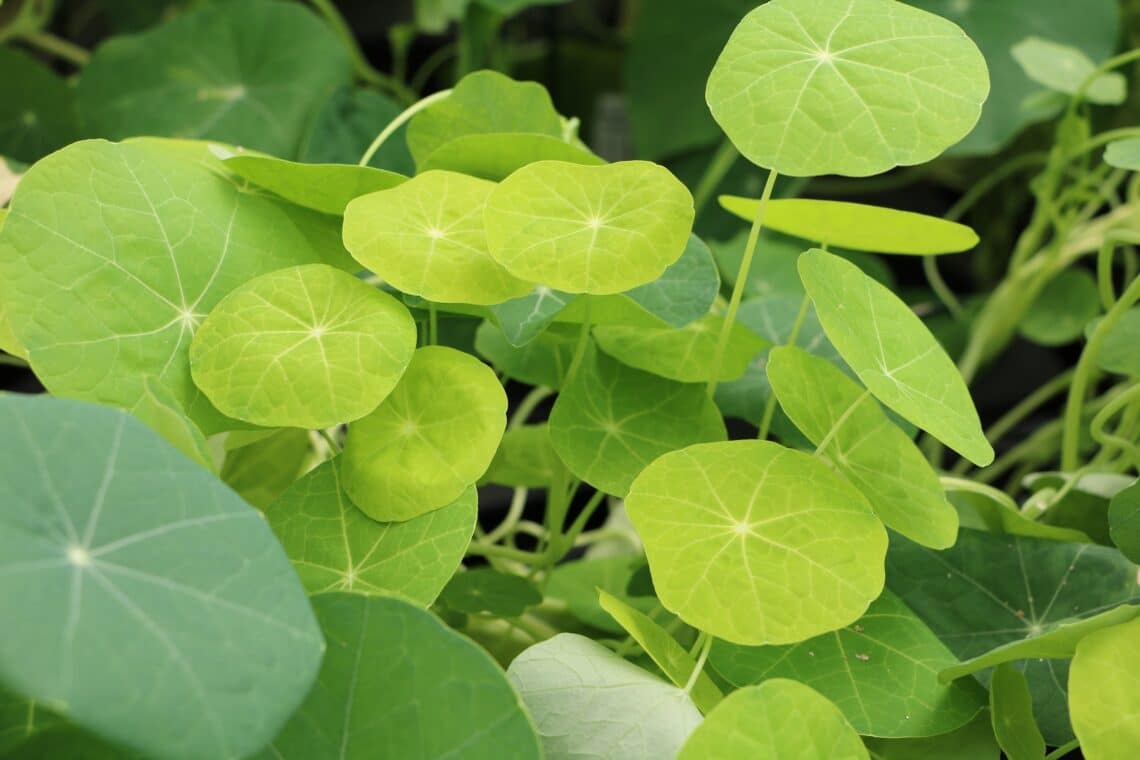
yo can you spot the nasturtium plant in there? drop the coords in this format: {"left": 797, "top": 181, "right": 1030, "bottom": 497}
{"left": 3, "top": 0, "right": 1137, "bottom": 755}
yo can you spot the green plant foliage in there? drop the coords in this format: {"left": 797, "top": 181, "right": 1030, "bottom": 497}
{"left": 482, "top": 425, "right": 563, "bottom": 487}
{"left": 627, "top": 440, "right": 887, "bottom": 645}
{"left": 863, "top": 711, "right": 1001, "bottom": 760}
{"left": 298, "top": 86, "right": 415, "bottom": 173}
{"left": 710, "top": 590, "right": 986, "bottom": 738}
{"left": 768, "top": 346, "right": 958, "bottom": 548}
{"left": 507, "top": 633, "right": 702, "bottom": 759}
{"left": 1109, "top": 480, "right": 1140, "bottom": 562}
{"left": 597, "top": 590, "right": 723, "bottom": 715}
{"left": 75, "top": 0, "right": 352, "bottom": 157}
{"left": 490, "top": 286, "right": 578, "bottom": 346}
{"left": 947, "top": 488, "right": 1092, "bottom": 544}
{"left": 989, "top": 664, "right": 1046, "bottom": 760}
{"left": 1024, "top": 472, "right": 1132, "bottom": 546}
{"left": 676, "top": 679, "right": 868, "bottom": 760}
{"left": 1089, "top": 307, "right": 1140, "bottom": 377}
{"left": 1020, "top": 269, "right": 1102, "bottom": 346}
{"left": 799, "top": 250, "right": 993, "bottom": 466}
{"left": 549, "top": 352, "right": 726, "bottom": 496}
{"left": 1068, "top": 617, "right": 1140, "bottom": 760}
{"left": 264, "top": 461, "right": 475, "bottom": 603}
{"left": 888, "top": 530, "right": 1140, "bottom": 744}
{"left": 706, "top": 0, "right": 988, "bottom": 176}
{"left": 1012, "top": 36, "right": 1125, "bottom": 105}
{"left": 439, "top": 568, "right": 542, "bottom": 616}
{"left": 264, "top": 593, "right": 541, "bottom": 759}
{"left": 0, "top": 138, "right": 351, "bottom": 435}
{"left": 1104, "top": 138, "right": 1140, "bottom": 170}
{"left": 625, "top": 235, "right": 720, "bottom": 325}
{"left": 418, "top": 133, "right": 605, "bottom": 180}
{"left": 475, "top": 322, "right": 581, "bottom": 388}
{"left": 484, "top": 160, "right": 695, "bottom": 294}
{"left": 190, "top": 264, "right": 417, "bottom": 429}
{"left": 222, "top": 153, "right": 406, "bottom": 215}
{"left": 545, "top": 556, "right": 655, "bottom": 634}
{"left": 342, "top": 346, "right": 507, "bottom": 521}
{"left": 0, "top": 395, "right": 322, "bottom": 758}
{"left": 0, "top": 47, "right": 78, "bottom": 163}
{"left": 720, "top": 197, "right": 980, "bottom": 254}
{"left": 406, "top": 70, "right": 563, "bottom": 165}
{"left": 221, "top": 428, "right": 311, "bottom": 508}
{"left": 344, "top": 170, "right": 533, "bottom": 305}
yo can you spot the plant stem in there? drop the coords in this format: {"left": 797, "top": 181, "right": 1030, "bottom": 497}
{"left": 562, "top": 301, "right": 593, "bottom": 389}
{"left": 317, "top": 428, "right": 342, "bottom": 455}
{"left": 307, "top": 0, "right": 415, "bottom": 102}
{"left": 19, "top": 31, "right": 90, "bottom": 66}
{"left": 922, "top": 255, "right": 964, "bottom": 320}
{"left": 691, "top": 138, "right": 739, "bottom": 220}
{"left": 483, "top": 487, "right": 529, "bottom": 544}
{"left": 508, "top": 386, "right": 555, "bottom": 430}
{"left": 684, "top": 632, "right": 713, "bottom": 694}
{"left": 465, "top": 542, "right": 542, "bottom": 563}
{"left": 707, "top": 168, "right": 779, "bottom": 398}
{"left": 1044, "top": 738, "right": 1081, "bottom": 760}
{"left": 358, "top": 88, "right": 453, "bottom": 166}
{"left": 939, "top": 476, "right": 1020, "bottom": 514}
{"left": 755, "top": 281, "right": 813, "bottom": 441}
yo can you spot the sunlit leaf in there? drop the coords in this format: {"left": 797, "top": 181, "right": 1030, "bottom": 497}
{"left": 419, "top": 132, "right": 604, "bottom": 180}
{"left": 1012, "top": 36, "right": 1124, "bottom": 105}
{"left": 222, "top": 153, "right": 406, "bottom": 215}
{"left": 1069, "top": 617, "right": 1140, "bottom": 760}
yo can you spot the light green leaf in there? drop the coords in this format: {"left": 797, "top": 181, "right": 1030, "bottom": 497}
{"left": 1012, "top": 36, "right": 1125, "bottom": 105}
{"left": 863, "top": 711, "right": 1000, "bottom": 760}
{"left": 130, "top": 378, "right": 216, "bottom": 472}
{"left": 888, "top": 529, "right": 1140, "bottom": 744}
{"left": 1069, "top": 617, "right": 1140, "bottom": 760}
{"left": 507, "top": 633, "right": 702, "bottom": 760}
{"left": 265, "top": 593, "right": 541, "bottom": 760}
{"left": 484, "top": 160, "right": 695, "bottom": 294}
{"left": 0, "top": 46, "right": 78, "bottom": 164}
{"left": 0, "top": 395, "right": 323, "bottom": 759}
{"left": 0, "top": 208, "right": 25, "bottom": 361}
{"left": 342, "top": 346, "right": 507, "bottom": 521}
{"left": 419, "top": 132, "right": 604, "bottom": 180}
{"left": 299, "top": 86, "right": 415, "bottom": 174}
{"left": 344, "top": 170, "right": 533, "bottom": 305}
{"left": 1023, "top": 471, "right": 1132, "bottom": 546}
{"left": 1104, "top": 138, "right": 1140, "bottom": 171}
{"left": 1089, "top": 307, "right": 1140, "bottom": 377}
{"left": 947, "top": 488, "right": 1092, "bottom": 544}
{"left": 264, "top": 461, "right": 475, "bottom": 604}
{"left": 482, "top": 424, "right": 564, "bottom": 488}
{"left": 940, "top": 605, "right": 1140, "bottom": 682}
{"left": 676, "top": 680, "right": 868, "bottom": 760}
{"left": 546, "top": 556, "right": 656, "bottom": 634}
{"left": 475, "top": 321, "right": 580, "bottom": 388}
{"left": 490, "top": 286, "right": 578, "bottom": 346}
{"left": 768, "top": 346, "right": 957, "bottom": 548}
{"left": 549, "top": 351, "right": 726, "bottom": 496}
{"left": 76, "top": 0, "right": 352, "bottom": 157}
{"left": 439, "top": 568, "right": 542, "bottom": 616}
{"left": 711, "top": 590, "right": 986, "bottom": 738}
{"left": 627, "top": 440, "right": 887, "bottom": 645}
{"left": 706, "top": 0, "right": 988, "bottom": 176}
{"left": 595, "top": 312, "right": 768, "bottom": 383}
{"left": 623, "top": 234, "right": 720, "bottom": 327}
{"left": 220, "top": 428, "right": 311, "bottom": 509}
{"left": 597, "top": 590, "right": 723, "bottom": 715}
{"left": 799, "top": 250, "right": 993, "bottom": 466}
{"left": 222, "top": 153, "right": 406, "bottom": 215}
{"left": 990, "top": 664, "right": 1046, "bottom": 760}
{"left": 720, "top": 197, "right": 979, "bottom": 254}
{"left": 190, "top": 264, "right": 417, "bottom": 429}
{"left": 1109, "top": 479, "right": 1140, "bottom": 563}
{"left": 406, "top": 70, "right": 563, "bottom": 165}
{"left": 0, "top": 138, "right": 353, "bottom": 435}
{"left": 1020, "top": 269, "right": 1101, "bottom": 346}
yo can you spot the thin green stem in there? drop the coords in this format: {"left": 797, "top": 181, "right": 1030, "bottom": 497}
{"left": 358, "top": 89, "right": 453, "bottom": 166}
{"left": 562, "top": 301, "right": 593, "bottom": 389}
{"left": 1044, "top": 738, "right": 1080, "bottom": 760}
{"left": 483, "top": 487, "right": 529, "bottom": 544}
{"left": 465, "top": 542, "right": 541, "bottom": 563}
{"left": 508, "top": 386, "right": 555, "bottom": 430}
{"left": 1090, "top": 383, "right": 1140, "bottom": 466}
{"left": 317, "top": 428, "right": 342, "bottom": 455}
{"left": 684, "top": 633, "right": 713, "bottom": 695}
{"left": 307, "top": 0, "right": 415, "bottom": 102}
{"left": 707, "top": 168, "right": 779, "bottom": 398}
{"left": 1070, "top": 47, "right": 1140, "bottom": 112}
{"left": 756, "top": 292, "right": 812, "bottom": 441}
{"left": 19, "top": 31, "right": 89, "bottom": 66}
{"left": 1097, "top": 230, "right": 1140, "bottom": 310}
{"left": 939, "top": 476, "right": 1019, "bottom": 514}
{"left": 692, "top": 138, "right": 739, "bottom": 220}
{"left": 923, "top": 255, "right": 964, "bottom": 320}
{"left": 784, "top": 292, "right": 812, "bottom": 348}
{"left": 944, "top": 153, "right": 1049, "bottom": 222}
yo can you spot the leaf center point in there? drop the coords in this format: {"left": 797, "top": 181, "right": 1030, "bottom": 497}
{"left": 67, "top": 544, "right": 92, "bottom": 568}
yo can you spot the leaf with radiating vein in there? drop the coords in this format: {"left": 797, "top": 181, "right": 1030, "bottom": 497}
{"left": 475, "top": 321, "right": 581, "bottom": 388}
{"left": 710, "top": 590, "right": 986, "bottom": 738}
{"left": 341, "top": 346, "right": 507, "bottom": 521}
{"left": 1069, "top": 617, "right": 1140, "bottom": 760}
{"left": 264, "top": 461, "right": 475, "bottom": 604}
{"left": 507, "top": 634, "right": 702, "bottom": 760}
{"left": 706, "top": 0, "right": 988, "bottom": 176}
{"left": 222, "top": 153, "right": 406, "bottom": 215}
{"left": 546, "top": 556, "right": 657, "bottom": 634}
{"left": 799, "top": 250, "right": 992, "bottom": 466}
{"left": 484, "top": 160, "right": 695, "bottom": 294}
{"left": 768, "top": 346, "right": 957, "bottom": 548}
{"left": 264, "top": 593, "right": 541, "bottom": 760}
{"left": 419, "top": 132, "right": 604, "bottom": 180}
{"left": 0, "top": 138, "right": 354, "bottom": 435}
{"left": 0, "top": 395, "right": 323, "bottom": 759}
{"left": 439, "top": 568, "right": 542, "bottom": 616}
{"left": 549, "top": 351, "right": 726, "bottom": 496}
{"left": 627, "top": 440, "right": 887, "bottom": 645}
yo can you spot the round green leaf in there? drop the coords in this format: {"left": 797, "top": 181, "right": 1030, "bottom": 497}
{"left": 264, "top": 461, "right": 476, "bottom": 603}
{"left": 190, "top": 264, "right": 417, "bottom": 429}
{"left": 507, "top": 633, "right": 702, "bottom": 760}
{"left": 768, "top": 346, "right": 958, "bottom": 548}
{"left": 1069, "top": 617, "right": 1140, "bottom": 760}
{"left": 475, "top": 321, "right": 581, "bottom": 388}
{"left": 220, "top": 428, "right": 310, "bottom": 507}
{"left": 546, "top": 556, "right": 656, "bottom": 634}
{"left": 0, "top": 46, "right": 78, "bottom": 163}
{"left": 264, "top": 593, "right": 542, "bottom": 760}
{"left": 706, "top": 0, "right": 988, "bottom": 176}
{"left": 1104, "top": 138, "right": 1140, "bottom": 171}
{"left": 0, "top": 395, "right": 323, "bottom": 759}
{"left": 710, "top": 590, "right": 986, "bottom": 738}
{"left": 482, "top": 424, "right": 564, "bottom": 488}
{"left": 344, "top": 170, "right": 533, "bottom": 305}
{"left": 484, "top": 160, "right": 695, "bottom": 294}
{"left": 222, "top": 153, "right": 406, "bottom": 215}
{"left": 419, "top": 132, "right": 605, "bottom": 181}
{"left": 490, "top": 286, "right": 578, "bottom": 346}
{"left": 76, "top": 0, "right": 352, "bottom": 157}
{"left": 623, "top": 234, "right": 721, "bottom": 327}
{"left": 677, "top": 680, "right": 868, "bottom": 760}
{"left": 990, "top": 664, "right": 1046, "bottom": 760}
{"left": 720, "top": 197, "right": 979, "bottom": 254}
{"left": 1011, "top": 36, "right": 1124, "bottom": 105}
{"left": 1020, "top": 269, "right": 1101, "bottom": 346}
{"left": 549, "top": 351, "right": 726, "bottom": 496}
{"left": 626, "top": 440, "right": 887, "bottom": 645}
{"left": 299, "top": 86, "right": 414, "bottom": 174}
{"left": 1109, "top": 480, "right": 1140, "bottom": 563}
{"left": 1088, "top": 307, "right": 1140, "bottom": 377}
{"left": 799, "top": 250, "right": 992, "bottom": 466}
{"left": 439, "top": 568, "right": 542, "bottom": 617}
{"left": 342, "top": 345, "right": 507, "bottom": 521}
{"left": 0, "top": 138, "right": 353, "bottom": 435}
